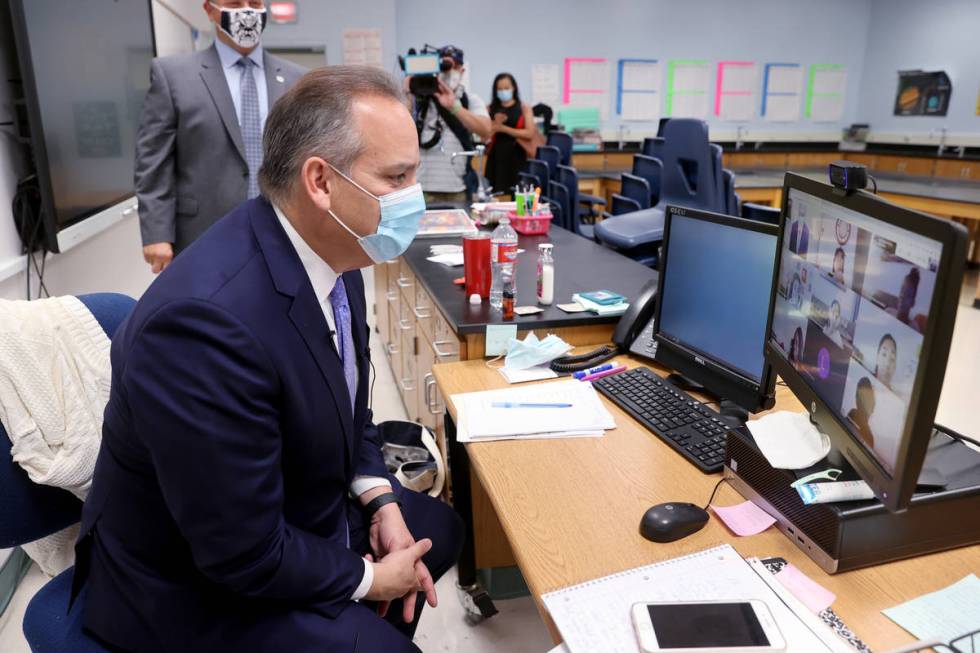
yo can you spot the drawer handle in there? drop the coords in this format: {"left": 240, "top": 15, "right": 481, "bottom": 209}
{"left": 385, "top": 342, "right": 399, "bottom": 356}
{"left": 385, "top": 291, "right": 398, "bottom": 301}
{"left": 399, "top": 318, "right": 413, "bottom": 331}
{"left": 396, "top": 276, "right": 414, "bottom": 288}
{"left": 413, "top": 305, "right": 431, "bottom": 319}
{"left": 399, "top": 378, "right": 415, "bottom": 392}
{"left": 424, "top": 373, "right": 436, "bottom": 410}
{"left": 432, "top": 340, "right": 457, "bottom": 359}
{"left": 427, "top": 376, "right": 444, "bottom": 415}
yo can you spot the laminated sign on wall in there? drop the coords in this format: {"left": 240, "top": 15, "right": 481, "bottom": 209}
{"left": 894, "top": 70, "right": 952, "bottom": 116}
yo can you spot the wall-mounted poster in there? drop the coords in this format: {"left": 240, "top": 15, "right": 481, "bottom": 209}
{"left": 894, "top": 70, "right": 951, "bottom": 116}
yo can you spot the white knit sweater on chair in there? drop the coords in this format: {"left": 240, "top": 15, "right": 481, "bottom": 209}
{"left": 0, "top": 296, "right": 111, "bottom": 576}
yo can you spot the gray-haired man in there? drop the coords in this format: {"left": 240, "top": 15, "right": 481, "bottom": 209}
{"left": 76, "top": 66, "right": 462, "bottom": 652}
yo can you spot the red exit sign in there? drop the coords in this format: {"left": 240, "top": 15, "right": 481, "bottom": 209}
{"left": 269, "top": 2, "right": 297, "bottom": 24}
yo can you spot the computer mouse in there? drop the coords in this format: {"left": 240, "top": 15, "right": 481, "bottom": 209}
{"left": 639, "top": 502, "right": 710, "bottom": 543}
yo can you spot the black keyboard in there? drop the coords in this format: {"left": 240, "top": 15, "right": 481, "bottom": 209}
{"left": 593, "top": 367, "right": 730, "bottom": 473}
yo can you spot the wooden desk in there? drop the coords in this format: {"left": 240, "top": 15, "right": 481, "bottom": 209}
{"left": 433, "top": 354, "right": 980, "bottom": 650}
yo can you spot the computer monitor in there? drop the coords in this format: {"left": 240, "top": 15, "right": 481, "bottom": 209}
{"left": 766, "top": 173, "right": 967, "bottom": 512}
{"left": 652, "top": 206, "right": 778, "bottom": 414}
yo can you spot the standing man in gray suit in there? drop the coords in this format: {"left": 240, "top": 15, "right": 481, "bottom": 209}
{"left": 136, "top": 0, "right": 306, "bottom": 273}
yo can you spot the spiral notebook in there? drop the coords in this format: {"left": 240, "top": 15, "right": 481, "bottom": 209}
{"left": 542, "top": 544, "right": 853, "bottom": 653}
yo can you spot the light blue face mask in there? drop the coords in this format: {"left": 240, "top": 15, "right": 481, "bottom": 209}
{"left": 496, "top": 89, "right": 514, "bottom": 103}
{"left": 327, "top": 165, "right": 425, "bottom": 264}
{"left": 504, "top": 332, "right": 572, "bottom": 370}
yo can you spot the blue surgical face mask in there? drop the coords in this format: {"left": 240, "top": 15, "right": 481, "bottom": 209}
{"left": 327, "top": 165, "right": 425, "bottom": 264}
{"left": 504, "top": 332, "right": 573, "bottom": 370}
{"left": 497, "top": 89, "right": 514, "bottom": 103}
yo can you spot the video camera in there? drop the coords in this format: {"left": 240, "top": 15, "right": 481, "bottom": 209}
{"left": 398, "top": 44, "right": 464, "bottom": 98}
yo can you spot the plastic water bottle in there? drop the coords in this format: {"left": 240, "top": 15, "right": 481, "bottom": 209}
{"left": 490, "top": 216, "right": 518, "bottom": 310}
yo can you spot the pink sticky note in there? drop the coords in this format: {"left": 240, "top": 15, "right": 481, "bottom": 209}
{"left": 710, "top": 500, "right": 776, "bottom": 536}
{"left": 775, "top": 564, "right": 836, "bottom": 613}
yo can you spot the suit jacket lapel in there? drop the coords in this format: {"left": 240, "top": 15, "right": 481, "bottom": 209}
{"left": 199, "top": 45, "right": 247, "bottom": 164}
{"left": 264, "top": 52, "right": 289, "bottom": 109}
{"left": 249, "top": 201, "right": 355, "bottom": 466}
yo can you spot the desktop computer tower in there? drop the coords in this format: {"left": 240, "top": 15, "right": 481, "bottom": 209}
{"left": 724, "top": 426, "right": 980, "bottom": 573}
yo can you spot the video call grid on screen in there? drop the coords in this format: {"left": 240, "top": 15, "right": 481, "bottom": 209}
{"left": 770, "top": 188, "right": 943, "bottom": 475}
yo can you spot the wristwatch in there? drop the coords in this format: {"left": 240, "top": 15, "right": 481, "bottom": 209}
{"left": 363, "top": 492, "right": 402, "bottom": 518}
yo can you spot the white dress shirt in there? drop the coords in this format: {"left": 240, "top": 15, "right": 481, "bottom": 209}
{"left": 214, "top": 39, "right": 269, "bottom": 130}
{"left": 274, "top": 204, "right": 392, "bottom": 600}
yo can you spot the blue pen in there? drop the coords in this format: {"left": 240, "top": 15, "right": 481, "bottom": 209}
{"left": 573, "top": 363, "right": 614, "bottom": 380}
{"left": 491, "top": 402, "right": 573, "bottom": 408}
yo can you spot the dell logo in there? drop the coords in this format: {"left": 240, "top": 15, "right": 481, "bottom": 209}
{"left": 695, "top": 356, "right": 705, "bottom": 365}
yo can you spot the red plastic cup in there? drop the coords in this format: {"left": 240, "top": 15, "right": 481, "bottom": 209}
{"left": 463, "top": 232, "right": 492, "bottom": 299}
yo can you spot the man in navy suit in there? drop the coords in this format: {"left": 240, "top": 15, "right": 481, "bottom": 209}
{"left": 74, "top": 66, "right": 463, "bottom": 651}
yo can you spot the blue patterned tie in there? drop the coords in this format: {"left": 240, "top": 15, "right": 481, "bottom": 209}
{"left": 237, "top": 56, "right": 262, "bottom": 199}
{"left": 329, "top": 278, "right": 357, "bottom": 414}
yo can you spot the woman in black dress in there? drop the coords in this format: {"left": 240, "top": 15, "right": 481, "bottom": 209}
{"left": 484, "top": 73, "right": 538, "bottom": 195}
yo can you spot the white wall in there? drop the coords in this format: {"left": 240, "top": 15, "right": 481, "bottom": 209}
{"left": 858, "top": 0, "right": 980, "bottom": 140}
{"left": 261, "top": 0, "right": 398, "bottom": 71}
{"left": 395, "top": 0, "right": 873, "bottom": 139}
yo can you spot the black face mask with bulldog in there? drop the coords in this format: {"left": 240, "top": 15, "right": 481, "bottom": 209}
{"left": 210, "top": 3, "right": 268, "bottom": 49}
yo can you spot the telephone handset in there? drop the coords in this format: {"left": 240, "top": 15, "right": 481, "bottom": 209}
{"left": 612, "top": 278, "right": 659, "bottom": 350}
{"left": 549, "top": 278, "right": 659, "bottom": 374}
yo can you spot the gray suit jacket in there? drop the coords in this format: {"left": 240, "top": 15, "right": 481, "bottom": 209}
{"left": 135, "top": 45, "right": 306, "bottom": 252}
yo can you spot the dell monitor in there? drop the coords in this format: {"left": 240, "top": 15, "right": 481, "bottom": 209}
{"left": 766, "top": 173, "right": 967, "bottom": 512}
{"left": 652, "top": 206, "right": 778, "bottom": 414}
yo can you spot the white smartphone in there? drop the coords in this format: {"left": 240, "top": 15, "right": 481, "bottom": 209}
{"left": 631, "top": 600, "right": 786, "bottom": 653}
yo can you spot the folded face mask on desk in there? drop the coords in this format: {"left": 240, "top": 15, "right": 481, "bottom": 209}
{"left": 504, "top": 332, "right": 572, "bottom": 371}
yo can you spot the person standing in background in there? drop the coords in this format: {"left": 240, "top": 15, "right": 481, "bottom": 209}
{"left": 409, "top": 46, "right": 491, "bottom": 206}
{"left": 484, "top": 73, "right": 538, "bottom": 195}
{"left": 136, "top": 0, "right": 306, "bottom": 273}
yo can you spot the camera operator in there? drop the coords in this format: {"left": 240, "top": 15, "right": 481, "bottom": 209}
{"left": 405, "top": 46, "right": 491, "bottom": 205}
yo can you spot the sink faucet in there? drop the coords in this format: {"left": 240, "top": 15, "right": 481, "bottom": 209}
{"left": 931, "top": 127, "right": 948, "bottom": 157}
{"left": 735, "top": 126, "right": 744, "bottom": 151}
{"left": 451, "top": 144, "right": 492, "bottom": 202}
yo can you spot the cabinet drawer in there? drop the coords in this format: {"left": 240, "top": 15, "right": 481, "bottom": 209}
{"left": 413, "top": 282, "right": 435, "bottom": 342}
{"left": 934, "top": 159, "right": 977, "bottom": 180}
{"left": 396, "top": 258, "right": 416, "bottom": 304}
{"left": 786, "top": 152, "right": 838, "bottom": 169}
{"left": 398, "top": 318, "right": 419, "bottom": 421}
{"left": 874, "top": 155, "right": 934, "bottom": 176}
{"left": 431, "top": 313, "right": 460, "bottom": 361}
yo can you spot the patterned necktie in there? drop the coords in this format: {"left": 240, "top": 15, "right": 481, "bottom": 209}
{"left": 237, "top": 56, "right": 262, "bottom": 199}
{"left": 329, "top": 278, "right": 357, "bottom": 414}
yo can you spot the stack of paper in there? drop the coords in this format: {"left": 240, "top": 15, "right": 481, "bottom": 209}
{"left": 450, "top": 380, "right": 616, "bottom": 443}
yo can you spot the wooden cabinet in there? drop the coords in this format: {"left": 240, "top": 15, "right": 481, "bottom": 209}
{"left": 842, "top": 153, "right": 877, "bottom": 168}
{"left": 727, "top": 152, "right": 788, "bottom": 169}
{"left": 373, "top": 261, "right": 463, "bottom": 499}
{"left": 786, "top": 152, "right": 839, "bottom": 169}
{"left": 873, "top": 155, "right": 935, "bottom": 177}
{"left": 934, "top": 159, "right": 977, "bottom": 180}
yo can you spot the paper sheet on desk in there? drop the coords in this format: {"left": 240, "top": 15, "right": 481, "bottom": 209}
{"left": 543, "top": 544, "right": 852, "bottom": 653}
{"left": 883, "top": 573, "right": 980, "bottom": 642}
{"left": 426, "top": 252, "right": 464, "bottom": 267}
{"left": 451, "top": 380, "right": 614, "bottom": 442}
{"left": 747, "top": 410, "right": 831, "bottom": 469}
